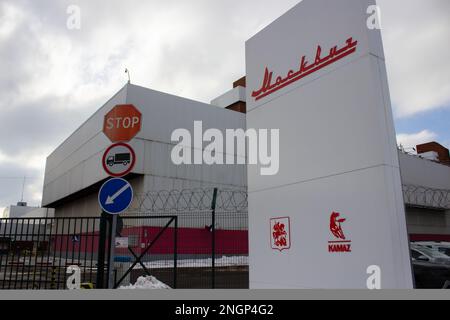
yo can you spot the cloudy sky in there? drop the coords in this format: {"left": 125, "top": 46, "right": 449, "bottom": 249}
{"left": 0, "top": 0, "right": 449, "bottom": 210}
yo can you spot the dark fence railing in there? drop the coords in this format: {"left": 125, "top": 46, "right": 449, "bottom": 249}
{"left": 0, "top": 217, "right": 101, "bottom": 290}
{"left": 0, "top": 192, "right": 249, "bottom": 290}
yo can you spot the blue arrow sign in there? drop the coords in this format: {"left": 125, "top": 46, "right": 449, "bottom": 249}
{"left": 98, "top": 178, "right": 133, "bottom": 215}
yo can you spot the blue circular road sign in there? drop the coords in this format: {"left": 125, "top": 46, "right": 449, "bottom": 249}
{"left": 98, "top": 178, "right": 133, "bottom": 215}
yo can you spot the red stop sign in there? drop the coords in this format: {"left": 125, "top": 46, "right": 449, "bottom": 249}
{"left": 103, "top": 104, "right": 142, "bottom": 142}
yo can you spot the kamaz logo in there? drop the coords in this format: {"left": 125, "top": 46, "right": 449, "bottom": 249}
{"left": 328, "top": 212, "right": 352, "bottom": 253}
{"left": 328, "top": 243, "right": 352, "bottom": 253}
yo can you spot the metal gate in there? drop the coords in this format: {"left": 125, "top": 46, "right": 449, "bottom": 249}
{"left": 110, "top": 215, "right": 178, "bottom": 289}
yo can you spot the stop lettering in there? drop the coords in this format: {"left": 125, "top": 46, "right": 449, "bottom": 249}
{"left": 103, "top": 104, "right": 142, "bottom": 142}
{"left": 105, "top": 116, "right": 140, "bottom": 130}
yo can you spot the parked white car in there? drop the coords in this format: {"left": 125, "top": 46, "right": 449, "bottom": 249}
{"left": 411, "top": 244, "right": 450, "bottom": 265}
{"left": 412, "top": 242, "right": 450, "bottom": 258}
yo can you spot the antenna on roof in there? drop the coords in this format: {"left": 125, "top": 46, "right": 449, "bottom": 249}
{"left": 125, "top": 68, "right": 131, "bottom": 84}
{"left": 20, "top": 176, "right": 26, "bottom": 202}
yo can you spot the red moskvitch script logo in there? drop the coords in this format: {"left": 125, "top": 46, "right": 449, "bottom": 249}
{"left": 328, "top": 212, "right": 352, "bottom": 253}
{"left": 252, "top": 37, "right": 358, "bottom": 101}
{"left": 270, "top": 217, "right": 291, "bottom": 252}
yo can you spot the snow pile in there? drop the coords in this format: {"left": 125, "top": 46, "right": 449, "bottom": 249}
{"left": 119, "top": 276, "right": 171, "bottom": 289}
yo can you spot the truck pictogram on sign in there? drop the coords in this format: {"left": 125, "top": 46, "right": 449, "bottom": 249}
{"left": 107, "top": 153, "right": 131, "bottom": 166}
{"left": 102, "top": 143, "right": 136, "bottom": 177}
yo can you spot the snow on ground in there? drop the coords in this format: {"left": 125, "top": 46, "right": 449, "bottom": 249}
{"left": 35, "top": 256, "right": 248, "bottom": 271}
{"left": 119, "top": 276, "right": 171, "bottom": 289}
{"left": 135, "top": 255, "right": 248, "bottom": 269}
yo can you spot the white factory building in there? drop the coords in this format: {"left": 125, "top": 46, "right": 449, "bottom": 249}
{"left": 2, "top": 202, "right": 54, "bottom": 219}
{"left": 41, "top": 83, "right": 246, "bottom": 217}
{"left": 41, "top": 80, "right": 450, "bottom": 242}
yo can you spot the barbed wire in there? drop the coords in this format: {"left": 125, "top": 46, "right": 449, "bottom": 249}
{"left": 126, "top": 184, "right": 450, "bottom": 213}
{"left": 128, "top": 188, "right": 248, "bottom": 213}
{"left": 402, "top": 185, "right": 450, "bottom": 210}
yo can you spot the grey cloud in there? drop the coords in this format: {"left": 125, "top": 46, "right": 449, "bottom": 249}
{"left": 0, "top": 97, "right": 94, "bottom": 154}
{"left": 0, "top": 0, "right": 449, "bottom": 209}
{"left": 378, "top": 0, "right": 450, "bottom": 117}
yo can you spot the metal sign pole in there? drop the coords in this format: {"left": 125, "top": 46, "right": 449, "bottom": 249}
{"left": 108, "top": 215, "right": 117, "bottom": 289}
{"left": 100, "top": 104, "right": 141, "bottom": 289}
{"left": 96, "top": 211, "right": 108, "bottom": 288}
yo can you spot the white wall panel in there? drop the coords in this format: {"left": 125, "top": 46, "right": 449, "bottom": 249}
{"left": 249, "top": 166, "right": 411, "bottom": 288}
{"left": 399, "top": 152, "right": 450, "bottom": 190}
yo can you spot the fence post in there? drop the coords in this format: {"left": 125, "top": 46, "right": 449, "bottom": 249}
{"left": 211, "top": 188, "right": 218, "bottom": 289}
{"left": 173, "top": 216, "right": 178, "bottom": 289}
{"left": 50, "top": 266, "right": 57, "bottom": 289}
{"left": 96, "top": 211, "right": 109, "bottom": 288}
{"left": 107, "top": 215, "right": 117, "bottom": 288}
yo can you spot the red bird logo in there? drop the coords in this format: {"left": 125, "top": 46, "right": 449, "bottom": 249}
{"left": 330, "top": 212, "right": 346, "bottom": 240}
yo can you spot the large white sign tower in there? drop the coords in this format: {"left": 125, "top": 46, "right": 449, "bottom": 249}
{"left": 246, "top": 0, "right": 413, "bottom": 288}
